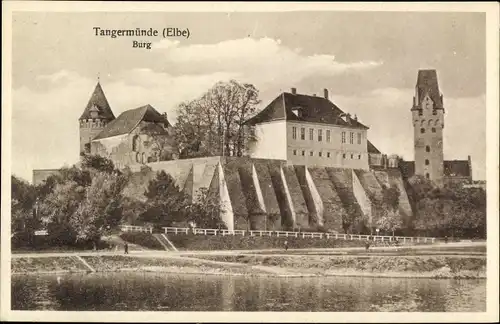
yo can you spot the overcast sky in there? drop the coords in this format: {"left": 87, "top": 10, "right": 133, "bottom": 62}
{"left": 11, "top": 11, "right": 486, "bottom": 181}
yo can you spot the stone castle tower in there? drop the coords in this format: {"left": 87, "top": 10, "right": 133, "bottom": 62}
{"left": 78, "top": 81, "right": 115, "bottom": 154}
{"left": 411, "top": 69, "right": 445, "bottom": 185}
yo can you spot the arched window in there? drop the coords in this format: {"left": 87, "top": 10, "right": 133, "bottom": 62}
{"left": 425, "top": 173, "right": 430, "bottom": 179}
{"left": 135, "top": 152, "right": 140, "bottom": 163}
{"left": 425, "top": 159, "right": 430, "bottom": 165}
{"left": 428, "top": 119, "right": 433, "bottom": 126}
{"left": 132, "top": 135, "right": 140, "bottom": 152}
{"left": 142, "top": 153, "right": 146, "bottom": 163}
{"left": 435, "top": 119, "right": 439, "bottom": 126}
{"left": 420, "top": 120, "right": 426, "bottom": 126}
{"left": 426, "top": 146, "right": 430, "bottom": 152}
{"left": 420, "top": 128, "right": 425, "bottom": 134}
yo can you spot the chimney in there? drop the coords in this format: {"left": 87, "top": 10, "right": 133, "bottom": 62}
{"left": 323, "top": 88, "right": 329, "bottom": 99}
{"left": 291, "top": 88, "right": 297, "bottom": 95}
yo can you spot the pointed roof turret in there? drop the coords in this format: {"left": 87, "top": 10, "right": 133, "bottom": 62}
{"left": 414, "top": 69, "right": 444, "bottom": 109}
{"left": 79, "top": 82, "right": 116, "bottom": 121}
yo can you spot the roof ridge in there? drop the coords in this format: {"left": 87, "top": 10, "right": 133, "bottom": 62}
{"left": 128, "top": 105, "right": 149, "bottom": 135}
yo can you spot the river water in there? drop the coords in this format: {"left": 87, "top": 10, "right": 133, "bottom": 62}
{"left": 11, "top": 273, "right": 486, "bottom": 311}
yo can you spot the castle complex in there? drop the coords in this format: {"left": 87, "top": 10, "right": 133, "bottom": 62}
{"left": 32, "top": 69, "right": 474, "bottom": 233}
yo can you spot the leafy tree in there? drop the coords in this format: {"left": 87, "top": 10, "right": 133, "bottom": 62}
{"left": 175, "top": 80, "right": 260, "bottom": 158}
{"left": 376, "top": 209, "right": 403, "bottom": 236}
{"left": 70, "top": 172, "right": 128, "bottom": 249}
{"left": 141, "top": 171, "right": 189, "bottom": 227}
{"left": 39, "top": 181, "right": 85, "bottom": 245}
{"left": 186, "top": 188, "right": 224, "bottom": 229}
{"left": 80, "top": 154, "right": 116, "bottom": 174}
{"left": 11, "top": 176, "right": 37, "bottom": 237}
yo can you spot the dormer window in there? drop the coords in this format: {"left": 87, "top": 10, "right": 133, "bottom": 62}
{"left": 89, "top": 104, "right": 100, "bottom": 119}
{"left": 291, "top": 106, "right": 302, "bottom": 118}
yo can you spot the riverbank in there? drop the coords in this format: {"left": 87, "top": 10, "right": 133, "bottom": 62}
{"left": 11, "top": 252, "right": 486, "bottom": 279}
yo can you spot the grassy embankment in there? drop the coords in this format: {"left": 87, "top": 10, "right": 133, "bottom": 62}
{"left": 119, "top": 232, "right": 368, "bottom": 251}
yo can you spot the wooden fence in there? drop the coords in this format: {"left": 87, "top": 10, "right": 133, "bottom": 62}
{"left": 120, "top": 225, "right": 436, "bottom": 243}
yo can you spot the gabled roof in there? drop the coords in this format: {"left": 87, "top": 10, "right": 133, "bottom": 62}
{"left": 244, "top": 92, "right": 368, "bottom": 129}
{"left": 367, "top": 140, "right": 381, "bottom": 154}
{"left": 444, "top": 160, "right": 471, "bottom": 177}
{"left": 398, "top": 160, "right": 471, "bottom": 179}
{"left": 79, "top": 82, "right": 116, "bottom": 121}
{"left": 413, "top": 69, "right": 443, "bottom": 109}
{"left": 93, "top": 104, "right": 169, "bottom": 140}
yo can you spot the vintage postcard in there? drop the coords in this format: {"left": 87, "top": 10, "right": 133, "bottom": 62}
{"left": 1, "top": 1, "right": 499, "bottom": 322}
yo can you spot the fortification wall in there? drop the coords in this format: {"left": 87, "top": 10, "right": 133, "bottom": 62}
{"left": 120, "top": 156, "right": 411, "bottom": 233}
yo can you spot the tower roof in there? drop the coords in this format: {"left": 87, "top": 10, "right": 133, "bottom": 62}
{"left": 415, "top": 69, "right": 443, "bottom": 109}
{"left": 79, "top": 82, "right": 116, "bottom": 120}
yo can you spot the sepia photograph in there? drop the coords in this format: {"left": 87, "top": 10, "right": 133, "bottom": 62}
{"left": 1, "top": 1, "right": 498, "bottom": 322}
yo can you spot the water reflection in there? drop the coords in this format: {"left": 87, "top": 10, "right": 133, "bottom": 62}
{"left": 12, "top": 273, "right": 486, "bottom": 312}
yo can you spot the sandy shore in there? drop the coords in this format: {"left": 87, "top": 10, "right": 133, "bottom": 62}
{"left": 11, "top": 253, "right": 486, "bottom": 279}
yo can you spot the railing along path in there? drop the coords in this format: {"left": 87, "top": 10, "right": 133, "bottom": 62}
{"left": 120, "top": 225, "right": 436, "bottom": 243}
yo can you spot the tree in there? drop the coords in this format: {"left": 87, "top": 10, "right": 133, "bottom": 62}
{"left": 141, "top": 171, "right": 188, "bottom": 226}
{"left": 70, "top": 171, "right": 128, "bottom": 249}
{"left": 175, "top": 80, "right": 260, "bottom": 158}
{"left": 186, "top": 188, "right": 224, "bottom": 229}
{"left": 11, "top": 176, "right": 37, "bottom": 237}
{"left": 376, "top": 209, "right": 403, "bottom": 236}
{"left": 81, "top": 154, "right": 116, "bottom": 174}
{"left": 39, "top": 180, "right": 85, "bottom": 245}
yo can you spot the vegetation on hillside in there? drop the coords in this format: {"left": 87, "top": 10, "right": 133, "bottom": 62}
{"left": 406, "top": 175, "right": 486, "bottom": 239}
{"left": 12, "top": 155, "right": 223, "bottom": 250}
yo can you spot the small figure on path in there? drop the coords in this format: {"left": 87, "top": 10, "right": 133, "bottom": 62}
{"left": 284, "top": 240, "right": 288, "bottom": 251}
{"left": 124, "top": 242, "right": 129, "bottom": 254}
{"left": 444, "top": 236, "right": 448, "bottom": 244}
{"left": 365, "top": 240, "right": 371, "bottom": 251}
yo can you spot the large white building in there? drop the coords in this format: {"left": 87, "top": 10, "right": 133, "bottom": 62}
{"left": 245, "top": 88, "right": 374, "bottom": 170}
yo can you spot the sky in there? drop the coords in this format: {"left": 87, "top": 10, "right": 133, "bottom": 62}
{"left": 11, "top": 11, "right": 486, "bottom": 182}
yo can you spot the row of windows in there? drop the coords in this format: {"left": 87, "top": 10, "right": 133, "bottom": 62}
{"left": 418, "top": 110, "right": 438, "bottom": 116}
{"left": 292, "top": 149, "right": 362, "bottom": 160}
{"left": 292, "top": 127, "right": 362, "bottom": 144}
{"left": 420, "top": 127, "right": 437, "bottom": 134}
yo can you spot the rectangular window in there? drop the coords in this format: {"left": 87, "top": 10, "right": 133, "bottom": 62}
{"left": 327, "top": 152, "right": 331, "bottom": 158}
{"left": 301, "top": 150, "right": 305, "bottom": 156}
{"left": 310, "top": 151, "right": 314, "bottom": 156}
{"left": 309, "top": 128, "right": 314, "bottom": 141}
{"left": 350, "top": 132, "right": 354, "bottom": 144}
{"left": 292, "top": 127, "right": 297, "bottom": 140}
{"left": 293, "top": 149, "right": 297, "bottom": 156}
{"left": 319, "top": 152, "right": 322, "bottom": 157}
{"left": 318, "top": 129, "right": 323, "bottom": 142}
{"left": 341, "top": 132, "right": 346, "bottom": 143}
{"left": 300, "top": 128, "right": 305, "bottom": 140}
{"left": 326, "top": 130, "right": 331, "bottom": 142}
{"left": 357, "top": 133, "right": 361, "bottom": 144}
